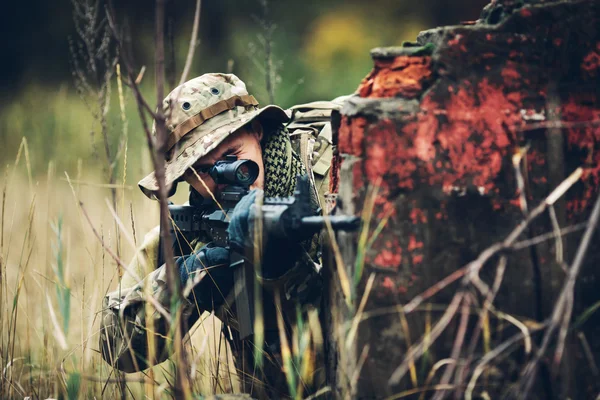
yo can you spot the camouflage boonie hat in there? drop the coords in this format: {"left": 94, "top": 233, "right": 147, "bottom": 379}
{"left": 138, "top": 73, "right": 289, "bottom": 198}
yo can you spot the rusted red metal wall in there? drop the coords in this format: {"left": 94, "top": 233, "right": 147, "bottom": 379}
{"left": 325, "top": 0, "right": 600, "bottom": 398}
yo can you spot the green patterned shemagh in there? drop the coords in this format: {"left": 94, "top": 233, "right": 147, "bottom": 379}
{"left": 262, "top": 126, "right": 306, "bottom": 198}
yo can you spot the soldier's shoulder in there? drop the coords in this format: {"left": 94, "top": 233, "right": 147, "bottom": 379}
{"left": 286, "top": 96, "right": 352, "bottom": 209}
{"left": 142, "top": 225, "right": 161, "bottom": 249}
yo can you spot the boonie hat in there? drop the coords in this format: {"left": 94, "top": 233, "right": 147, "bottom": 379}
{"left": 138, "top": 73, "right": 289, "bottom": 198}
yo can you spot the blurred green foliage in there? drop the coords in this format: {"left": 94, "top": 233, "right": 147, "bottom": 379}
{"left": 0, "top": 0, "right": 488, "bottom": 181}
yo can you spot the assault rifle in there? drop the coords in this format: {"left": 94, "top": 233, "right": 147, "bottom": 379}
{"left": 163, "top": 155, "right": 359, "bottom": 339}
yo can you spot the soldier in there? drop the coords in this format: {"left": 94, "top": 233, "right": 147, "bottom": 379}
{"left": 99, "top": 73, "right": 336, "bottom": 397}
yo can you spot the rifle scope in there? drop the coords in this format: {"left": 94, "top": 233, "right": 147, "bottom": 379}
{"left": 210, "top": 156, "right": 259, "bottom": 187}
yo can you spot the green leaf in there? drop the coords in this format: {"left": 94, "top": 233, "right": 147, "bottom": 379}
{"left": 66, "top": 372, "right": 81, "bottom": 400}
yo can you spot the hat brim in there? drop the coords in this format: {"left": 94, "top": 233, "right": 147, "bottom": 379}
{"left": 138, "top": 105, "right": 290, "bottom": 199}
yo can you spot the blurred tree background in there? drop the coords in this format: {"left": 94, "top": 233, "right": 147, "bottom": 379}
{"left": 0, "top": 0, "right": 488, "bottom": 184}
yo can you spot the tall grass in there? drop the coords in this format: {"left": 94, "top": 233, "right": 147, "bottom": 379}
{"left": 0, "top": 85, "right": 244, "bottom": 398}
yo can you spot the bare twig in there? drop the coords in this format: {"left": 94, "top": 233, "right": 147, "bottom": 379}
{"left": 432, "top": 294, "right": 472, "bottom": 400}
{"left": 179, "top": 0, "right": 202, "bottom": 86}
{"left": 511, "top": 222, "right": 587, "bottom": 251}
{"left": 577, "top": 332, "right": 600, "bottom": 382}
{"left": 519, "top": 191, "right": 600, "bottom": 398}
{"left": 392, "top": 167, "right": 583, "bottom": 392}
{"left": 105, "top": 4, "right": 157, "bottom": 119}
{"left": 455, "top": 256, "right": 507, "bottom": 395}
{"left": 389, "top": 293, "right": 464, "bottom": 386}
{"left": 465, "top": 321, "right": 548, "bottom": 400}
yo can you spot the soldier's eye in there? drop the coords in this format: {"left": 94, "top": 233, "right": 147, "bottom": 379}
{"left": 182, "top": 102, "right": 191, "bottom": 110}
{"left": 210, "top": 87, "right": 220, "bottom": 95}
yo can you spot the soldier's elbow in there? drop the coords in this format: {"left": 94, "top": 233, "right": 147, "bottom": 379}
{"left": 99, "top": 322, "right": 148, "bottom": 373}
{"left": 100, "top": 339, "right": 148, "bottom": 373}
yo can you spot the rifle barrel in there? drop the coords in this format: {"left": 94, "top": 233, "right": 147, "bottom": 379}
{"left": 300, "top": 215, "right": 360, "bottom": 231}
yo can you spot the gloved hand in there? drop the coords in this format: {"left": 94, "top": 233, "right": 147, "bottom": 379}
{"left": 226, "top": 189, "right": 260, "bottom": 253}
{"left": 227, "top": 189, "right": 302, "bottom": 279}
{"left": 176, "top": 243, "right": 233, "bottom": 311}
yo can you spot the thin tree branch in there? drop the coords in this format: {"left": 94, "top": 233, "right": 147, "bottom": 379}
{"left": 179, "top": 0, "right": 202, "bottom": 86}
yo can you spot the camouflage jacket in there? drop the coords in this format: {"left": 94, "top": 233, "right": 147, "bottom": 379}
{"left": 99, "top": 104, "right": 337, "bottom": 372}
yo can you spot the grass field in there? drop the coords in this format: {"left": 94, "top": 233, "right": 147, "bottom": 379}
{"left": 0, "top": 85, "right": 244, "bottom": 399}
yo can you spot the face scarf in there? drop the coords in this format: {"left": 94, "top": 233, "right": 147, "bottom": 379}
{"left": 261, "top": 125, "right": 306, "bottom": 198}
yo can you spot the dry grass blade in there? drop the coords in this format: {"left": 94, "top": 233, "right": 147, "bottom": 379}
{"left": 465, "top": 321, "right": 547, "bottom": 400}
{"left": 274, "top": 290, "right": 297, "bottom": 398}
{"left": 188, "top": 166, "right": 229, "bottom": 221}
{"left": 345, "top": 273, "right": 375, "bottom": 349}
{"left": 303, "top": 386, "right": 331, "bottom": 400}
{"left": 545, "top": 167, "right": 582, "bottom": 206}
{"left": 385, "top": 384, "right": 456, "bottom": 400}
{"left": 519, "top": 190, "right": 600, "bottom": 398}
{"left": 46, "top": 295, "right": 68, "bottom": 350}
{"left": 323, "top": 214, "right": 352, "bottom": 305}
{"left": 397, "top": 305, "right": 418, "bottom": 388}
{"left": 58, "top": 178, "right": 133, "bottom": 189}
{"left": 548, "top": 205, "right": 564, "bottom": 264}
{"left": 431, "top": 294, "right": 472, "bottom": 400}
{"left": 389, "top": 293, "right": 464, "bottom": 386}
{"left": 418, "top": 360, "right": 456, "bottom": 400}
{"left": 455, "top": 256, "right": 506, "bottom": 392}
{"left": 350, "top": 344, "right": 370, "bottom": 397}
{"left": 512, "top": 146, "right": 529, "bottom": 215}
{"left": 491, "top": 309, "right": 532, "bottom": 354}
{"left": 66, "top": 173, "right": 134, "bottom": 281}
{"left": 577, "top": 332, "right": 600, "bottom": 381}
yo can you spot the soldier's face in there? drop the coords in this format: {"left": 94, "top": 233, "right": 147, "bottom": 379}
{"left": 183, "top": 127, "right": 264, "bottom": 198}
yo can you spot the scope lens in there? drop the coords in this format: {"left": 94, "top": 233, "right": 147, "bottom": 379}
{"left": 235, "top": 163, "right": 252, "bottom": 183}
{"left": 209, "top": 158, "right": 259, "bottom": 185}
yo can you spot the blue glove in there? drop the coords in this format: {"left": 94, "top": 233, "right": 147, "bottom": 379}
{"left": 227, "top": 189, "right": 260, "bottom": 253}
{"left": 227, "top": 189, "right": 302, "bottom": 279}
{"left": 176, "top": 244, "right": 233, "bottom": 311}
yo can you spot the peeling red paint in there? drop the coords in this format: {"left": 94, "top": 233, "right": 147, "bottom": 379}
{"left": 382, "top": 276, "right": 395, "bottom": 290}
{"left": 501, "top": 62, "right": 522, "bottom": 86}
{"left": 407, "top": 235, "right": 424, "bottom": 251}
{"left": 338, "top": 116, "right": 367, "bottom": 157}
{"left": 410, "top": 78, "right": 521, "bottom": 194}
{"left": 329, "top": 153, "right": 340, "bottom": 195}
{"left": 520, "top": 8, "right": 533, "bottom": 17}
{"left": 412, "top": 254, "right": 424, "bottom": 265}
{"left": 333, "top": 1, "right": 600, "bottom": 308}
{"left": 448, "top": 34, "right": 467, "bottom": 52}
{"left": 582, "top": 43, "right": 600, "bottom": 77}
{"left": 561, "top": 95, "right": 600, "bottom": 214}
{"left": 372, "top": 241, "right": 402, "bottom": 268}
{"left": 409, "top": 207, "right": 427, "bottom": 224}
{"left": 358, "top": 55, "right": 434, "bottom": 99}
{"left": 332, "top": 3, "right": 600, "bottom": 395}
{"left": 373, "top": 250, "right": 401, "bottom": 267}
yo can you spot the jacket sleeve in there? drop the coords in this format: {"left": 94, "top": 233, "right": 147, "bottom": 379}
{"left": 99, "top": 227, "right": 196, "bottom": 372}
{"left": 100, "top": 264, "right": 197, "bottom": 372}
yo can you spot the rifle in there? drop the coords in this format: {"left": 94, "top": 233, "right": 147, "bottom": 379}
{"left": 162, "top": 155, "right": 359, "bottom": 339}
